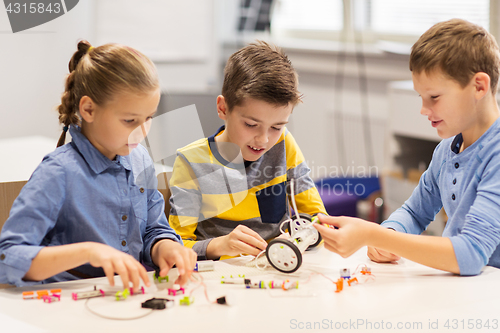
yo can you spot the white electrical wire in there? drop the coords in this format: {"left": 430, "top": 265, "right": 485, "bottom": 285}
{"left": 84, "top": 297, "right": 154, "bottom": 320}
{"left": 279, "top": 218, "right": 292, "bottom": 234}
{"left": 254, "top": 249, "right": 269, "bottom": 270}
{"left": 289, "top": 179, "right": 311, "bottom": 231}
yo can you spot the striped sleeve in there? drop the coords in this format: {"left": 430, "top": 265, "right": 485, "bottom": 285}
{"left": 284, "top": 130, "right": 327, "bottom": 216}
{"left": 168, "top": 153, "right": 201, "bottom": 250}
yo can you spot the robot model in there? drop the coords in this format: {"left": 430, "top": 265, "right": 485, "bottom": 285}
{"left": 252, "top": 178, "right": 322, "bottom": 273}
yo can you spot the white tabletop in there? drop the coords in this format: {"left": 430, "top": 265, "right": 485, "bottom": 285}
{"left": 1, "top": 246, "right": 499, "bottom": 333}
{"left": 0, "top": 136, "right": 173, "bottom": 184}
{"left": 0, "top": 136, "right": 57, "bottom": 183}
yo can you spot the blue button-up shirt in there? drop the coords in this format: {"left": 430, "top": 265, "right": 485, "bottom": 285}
{"left": 0, "top": 126, "right": 181, "bottom": 286}
{"left": 383, "top": 118, "right": 500, "bottom": 276}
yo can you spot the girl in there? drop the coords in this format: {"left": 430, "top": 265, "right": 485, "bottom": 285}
{"left": 0, "top": 40, "right": 196, "bottom": 288}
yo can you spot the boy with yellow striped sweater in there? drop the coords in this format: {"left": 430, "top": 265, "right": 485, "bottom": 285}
{"left": 169, "top": 41, "right": 326, "bottom": 259}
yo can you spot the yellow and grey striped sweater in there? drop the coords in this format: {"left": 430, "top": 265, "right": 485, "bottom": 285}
{"left": 168, "top": 126, "right": 326, "bottom": 258}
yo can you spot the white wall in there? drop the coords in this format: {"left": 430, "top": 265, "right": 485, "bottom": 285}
{"left": 0, "top": 1, "right": 93, "bottom": 140}
{"left": 94, "top": 0, "right": 219, "bottom": 94}
{"left": 285, "top": 49, "right": 412, "bottom": 180}
{"left": 0, "top": 0, "right": 414, "bottom": 181}
{"left": 220, "top": 43, "right": 413, "bottom": 180}
{"left": 216, "top": 0, "right": 415, "bottom": 179}
{"left": 0, "top": 0, "right": 219, "bottom": 141}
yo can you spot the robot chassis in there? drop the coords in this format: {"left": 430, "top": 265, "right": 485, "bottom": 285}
{"left": 257, "top": 178, "right": 323, "bottom": 273}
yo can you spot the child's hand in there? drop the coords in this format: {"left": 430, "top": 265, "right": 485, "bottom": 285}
{"left": 276, "top": 232, "right": 290, "bottom": 240}
{"left": 207, "top": 225, "right": 268, "bottom": 258}
{"left": 152, "top": 239, "right": 197, "bottom": 286}
{"left": 313, "top": 214, "right": 377, "bottom": 258}
{"left": 367, "top": 246, "right": 401, "bottom": 263}
{"left": 87, "top": 242, "right": 150, "bottom": 291}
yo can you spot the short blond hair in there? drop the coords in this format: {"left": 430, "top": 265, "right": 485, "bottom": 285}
{"left": 410, "top": 19, "right": 500, "bottom": 93}
{"left": 222, "top": 40, "right": 302, "bottom": 111}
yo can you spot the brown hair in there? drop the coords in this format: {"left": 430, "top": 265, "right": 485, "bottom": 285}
{"left": 221, "top": 40, "right": 302, "bottom": 111}
{"left": 410, "top": 18, "right": 500, "bottom": 93}
{"left": 57, "top": 40, "right": 159, "bottom": 147}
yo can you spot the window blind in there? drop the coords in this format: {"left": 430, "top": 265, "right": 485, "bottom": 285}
{"left": 271, "top": 0, "right": 489, "bottom": 37}
{"left": 370, "top": 0, "right": 490, "bottom": 35}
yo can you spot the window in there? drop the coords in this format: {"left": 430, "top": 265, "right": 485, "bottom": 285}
{"left": 370, "top": 0, "right": 489, "bottom": 36}
{"left": 271, "top": 0, "right": 491, "bottom": 43}
{"left": 271, "top": 0, "right": 343, "bottom": 32}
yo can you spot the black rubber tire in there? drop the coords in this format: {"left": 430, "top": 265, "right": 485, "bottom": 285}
{"left": 308, "top": 231, "right": 323, "bottom": 249}
{"left": 266, "top": 238, "right": 302, "bottom": 273}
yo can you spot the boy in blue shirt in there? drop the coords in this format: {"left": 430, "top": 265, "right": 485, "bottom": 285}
{"left": 314, "top": 19, "right": 500, "bottom": 276}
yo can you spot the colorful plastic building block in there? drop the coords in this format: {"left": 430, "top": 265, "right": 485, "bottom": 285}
{"left": 22, "top": 291, "right": 35, "bottom": 300}
{"left": 240, "top": 279, "right": 299, "bottom": 290}
{"left": 340, "top": 268, "right": 351, "bottom": 279}
{"left": 281, "top": 279, "right": 299, "bottom": 290}
{"left": 361, "top": 267, "right": 372, "bottom": 275}
{"left": 154, "top": 270, "right": 174, "bottom": 290}
{"left": 154, "top": 274, "right": 169, "bottom": 284}
{"left": 335, "top": 278, "right": 344, "bottom": 293}
{"left": 244, "top": 280, "right": 265, "bottom": 289}
{"left": 141, "top": 298, "right": 174, "bottom": 310}
{"left": 221, "top": 277, "right": 250, "bottom": 285}
{"left": 347, "top": 277, "right": 358, "bottom": 286}
{"left": 130, "top": 286, "right": 145, "bottom": 296}
{"left": 72, "top": 289, "right": 105, "bottom": 301}
{"left": 42, "top": 294, "right": 61, "bottom": 303}
{"left": 23, "top": 289, "right": 61, "bottom": 300}
{"left": 194, "top": 260, "right": 214, "bottom": 272}
{"left": 167, "top": 286, "right": 185, "bottom": 296}
{"left": 179, "top": 296, "right": 194, "bottom": 306}
{"left": 115, "top": 288, "right": 130, "bottom": 301}
{"left": 36, "top": 290, "right": 49, "bottom": 299}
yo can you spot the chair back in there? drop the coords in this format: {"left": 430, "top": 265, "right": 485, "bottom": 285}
{"left": 0, "top": 180, "right": 27, "bottom": 231}
{"left": 0, "top": 180, "right": 27, "bottom": 288}
{"left": 156, "top": 172, "right": 172, "bottom": 219}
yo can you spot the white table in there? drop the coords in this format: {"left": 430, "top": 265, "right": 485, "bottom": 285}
{"left": 1, "top": 246, "right": 499, "bottom": 333}
{"left": 0, "top": 136, "right": 172, "bottom": 184}
{"left": 0, "top": 136, "right": 57, "bottom": 183}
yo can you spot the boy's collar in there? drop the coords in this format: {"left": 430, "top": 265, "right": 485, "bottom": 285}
{"left": 450, "top": 117, "right": 500, "bottom": 154}
{"left": 207, "top": 125, "right": 246, "bottom": 169}
{"left": 207, "top": 125, "right": 225, "bottom": 142}
{"left": 451, "top": 133, "right": 463, "bottom": 154}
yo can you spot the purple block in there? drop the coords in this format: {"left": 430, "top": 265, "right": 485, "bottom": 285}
{"left": 318, "top": 189, "right": 358, "bottom": 217}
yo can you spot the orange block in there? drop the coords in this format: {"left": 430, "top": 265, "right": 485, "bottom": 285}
{"left": 335, "top": 278, "right": 343, "bottom": 293}
{"left": 36, "top": 290, "right": 49, "bottom": 299}
{"left": 361, "top": 267, "right": 372, "bottom": 275}
{"left": 22, "top": 291, "right": 35, "bottom": 300}
{"left": 348, "top": 277, "right": 358, "bottom": 286}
